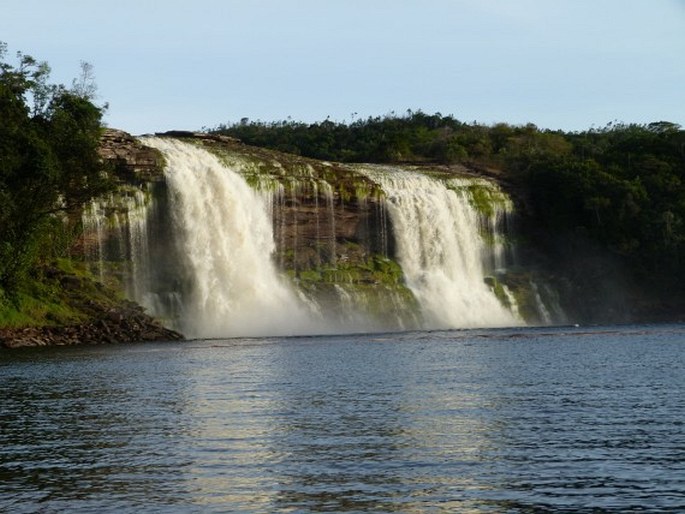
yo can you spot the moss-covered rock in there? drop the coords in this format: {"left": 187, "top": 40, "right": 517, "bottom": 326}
{"left": 0, "top": 259, "right": 183, "bottom": 347}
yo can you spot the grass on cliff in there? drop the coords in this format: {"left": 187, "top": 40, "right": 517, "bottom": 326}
{"left": 0, "top": 259, "right": 125, "bottom": 328}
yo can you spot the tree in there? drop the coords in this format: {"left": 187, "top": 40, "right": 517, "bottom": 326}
{"left": 71, "top": 61, "right": 98, "bottom": 100}
{"left": 0, "top": 43, "right": 111, "bottom": 290}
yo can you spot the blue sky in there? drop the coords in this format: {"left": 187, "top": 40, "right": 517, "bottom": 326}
{"left": 2, "top": 0, "right": 683, "bottom": 134}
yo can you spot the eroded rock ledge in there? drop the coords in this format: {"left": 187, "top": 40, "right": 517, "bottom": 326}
{"left": 0, "top": 301, "right": 183, "bottom": 349}
{"left": 99, "top": 128, "right": 165, "bottom": 181}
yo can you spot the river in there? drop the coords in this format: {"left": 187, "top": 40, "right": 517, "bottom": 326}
{"left": 1, "top": 324, "right": 684, "bottom": 512}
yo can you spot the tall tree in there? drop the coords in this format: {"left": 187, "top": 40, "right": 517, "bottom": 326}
{"left": 0, "top": 43, "right": 111, "bottom": 290}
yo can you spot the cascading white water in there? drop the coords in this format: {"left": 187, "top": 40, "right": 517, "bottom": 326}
{"left": 359, "top": 166, "right": 521, "bottom": 328}
{"left": 85, "top": 138, "right": 547, "bottom": 336}
{"left": 141, "top": 137, "right": 320, "bottom": 338}
{"left": 82, "top": 189, "right": 152, "bottom": 295}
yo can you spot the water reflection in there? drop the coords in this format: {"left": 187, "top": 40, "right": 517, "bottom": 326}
{"left": 265, "top": 339, "right": 411, "bottom": 511}
{"left": 258, "top": 335, "right": 500, "bottom": 512}
{"left": 0, "top": 345, "right": 199, "bottom": 512}
{"left": 1, "top": 326, "right": 684, "bottom": 513}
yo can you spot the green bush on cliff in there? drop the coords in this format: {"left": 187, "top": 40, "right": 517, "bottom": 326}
{"left": 0, "top": 43, "right": 112, "bottom": 296}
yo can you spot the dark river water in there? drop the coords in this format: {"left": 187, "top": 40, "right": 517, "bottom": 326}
{"left": 1, "top": 324, "right": 684, "bottom": 513}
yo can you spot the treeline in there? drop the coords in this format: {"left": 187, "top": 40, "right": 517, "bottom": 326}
{"left": 213, "top": 112, "right": 685, "bottom": 292}
{"left": 0, "top": 44, "right": 111, "bottom": 297}
{"left": 213, "top": 111, "right": 486, "bottom": 163}
{"left": 520, "top": 121, "right": 685, "bottom": 290}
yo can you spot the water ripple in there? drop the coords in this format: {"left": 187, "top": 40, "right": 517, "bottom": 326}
{"left": 1, "top": 324, "right": 684, "bottom": 512}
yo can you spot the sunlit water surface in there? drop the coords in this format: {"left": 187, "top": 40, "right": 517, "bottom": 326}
{"left": 1, "top": 324, "right": 684, "bottom": 513}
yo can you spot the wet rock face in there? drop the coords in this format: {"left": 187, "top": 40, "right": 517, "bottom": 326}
{"left": 272, "top": 191, "right": 391, "bottom": 271}
{"left": 99, "top": 129, "right": 390, "bottom": 271}
{"left": 99, "top": 129, "right": 165, "bottom": 181}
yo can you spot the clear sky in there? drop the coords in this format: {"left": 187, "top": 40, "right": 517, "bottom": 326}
{"left": 2, "top": 0, "right": 683, "bottom": 134}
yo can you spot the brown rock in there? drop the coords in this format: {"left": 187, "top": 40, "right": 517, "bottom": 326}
{"left": 99, "top": 128, "right": 165, "bottom": 182}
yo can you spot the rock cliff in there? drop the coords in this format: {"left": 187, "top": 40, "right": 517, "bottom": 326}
{"left": 99, "top": 128, "right": 165, "bottom": 181}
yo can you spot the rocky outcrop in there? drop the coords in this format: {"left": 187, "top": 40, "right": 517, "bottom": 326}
{"left": 0, "top": 305, "right": 183, "bottom": 348}
{"left": 99, "top": 128, "right": 165, "bottom": 181}
{"left": 0, "top": 262, "right": 184, "bottom": 349}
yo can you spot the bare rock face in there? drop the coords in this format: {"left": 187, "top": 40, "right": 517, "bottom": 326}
{"left": 271, "top": 188, "right": 390, "bottom": 271}
{"left": 99, "top": 128, "right": 165, "bottom": 181}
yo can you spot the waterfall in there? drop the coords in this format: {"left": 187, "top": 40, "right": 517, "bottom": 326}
{"left": 81, "top": 188, "right": 153, "bottom": 295}
{"left": 84, "top": 137, "right": 557, "bottom": 338}
{"left": 359, "top": 166, "right": 521, "bottom": 328}
{"left": 141, "top": 137, "right": 320, "bottom": 338}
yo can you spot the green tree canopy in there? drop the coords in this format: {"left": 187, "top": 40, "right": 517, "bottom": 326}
{"left": 0, "top": 43, "right": 111, "bottom": 290}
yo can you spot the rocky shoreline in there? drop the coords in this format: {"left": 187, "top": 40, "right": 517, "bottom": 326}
{"left": 0, "top": 301, "right": 183, "bottom": 349}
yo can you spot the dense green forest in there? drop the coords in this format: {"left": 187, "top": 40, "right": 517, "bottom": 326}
{"left": 213, "top": 113, "right": 685, "bottom": 299}
{"left": 0, "top": 44, "right": 113, "bottom": 324}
